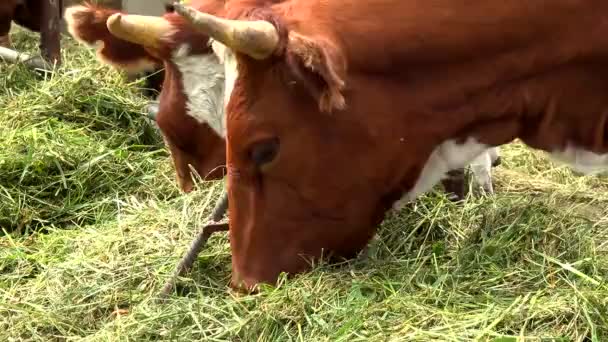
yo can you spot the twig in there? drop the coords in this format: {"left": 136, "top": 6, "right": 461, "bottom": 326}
{"left": 210, "top": 192, "right": 229, "bottom": 222}
{"left": 158, "top": 192, "right": 229, "bottom": 301}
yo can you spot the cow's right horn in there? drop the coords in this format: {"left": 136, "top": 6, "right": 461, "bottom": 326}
{"left": 171, "top": 3, "right": 279, "bottom": 60}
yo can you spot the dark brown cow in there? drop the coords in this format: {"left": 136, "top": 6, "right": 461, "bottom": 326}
{"left": 64, "top": 2, "right": 228, "bottom": 192}
{"left": 173, "top": 0, "right": 608, "bottom": 291}
{"left": 1, "top": 1, "right": 163, "bottom": 96}
{"left": 0, "top": 0, "right": 42, "bottom": 47}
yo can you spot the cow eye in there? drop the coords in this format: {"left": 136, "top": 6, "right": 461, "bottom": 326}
{"left": 248, "top": 137, "right": 280, "bottom": 167}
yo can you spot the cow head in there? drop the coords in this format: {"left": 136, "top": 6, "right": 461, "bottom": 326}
{"left": 65, "top": 2, "right": 227, "bottom": 192}
{"left": 171, "top": 3, "right": 430, "bottom": 290}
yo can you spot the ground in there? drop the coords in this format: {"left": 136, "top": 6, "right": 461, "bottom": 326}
{"left": 1, "top": 29, "right": 607, "bottom": 341}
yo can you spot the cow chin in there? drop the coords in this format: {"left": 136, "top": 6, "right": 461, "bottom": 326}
{"left": 227, "top": 179, "right": 386, "bottom": 292}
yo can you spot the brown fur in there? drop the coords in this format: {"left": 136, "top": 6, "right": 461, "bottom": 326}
{"left": 217, "top": 0, "right": 608, "bottom": 290}
{"left": 286, "top": 32, "right": 346, "bottom": 112}
{"left": 65, "top": 3, "right": 160, "bottom": 72}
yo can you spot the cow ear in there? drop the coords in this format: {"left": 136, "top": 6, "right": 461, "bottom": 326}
{"left": 286, "top": 32, "right": 346, "bottom": 113}
{"left": 64, "top": 4, "right": 159, "bottom": 74}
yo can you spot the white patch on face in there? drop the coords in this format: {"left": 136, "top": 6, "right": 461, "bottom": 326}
{"left": 393, "top": 137, "right": 490, "bottom": 210}
{"left": 550, "top": 144, "right": 608, "bottom": 175}
{"left": 211, "top": 40, "right": 240, "bottom": 111}
{"left": 172, "top": 44, "right": 227, "bottom": 137}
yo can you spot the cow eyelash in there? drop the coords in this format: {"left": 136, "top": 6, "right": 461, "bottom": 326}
{"left": 248, "top": 137, "right": 280, "bottom": 168}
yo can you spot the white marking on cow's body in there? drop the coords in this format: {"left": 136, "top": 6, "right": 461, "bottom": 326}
{"left": 172, "top": 44, "right": 227, "bottom": 137}
{"left": 487, "top": 146, "right": 500, "bottom": 164}
{"left": 470, "top": 147, "right": 500, "bottom": 194}
{"left": 550, "top": 144, "right": 608, "bottom": 175}
{"left": 393, "top": 138, "right": 490, "bottom": 210}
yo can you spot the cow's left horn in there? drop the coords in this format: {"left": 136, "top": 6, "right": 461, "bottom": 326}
{"left": 106, "top": 13, "right": 174, "bottom": 49}
{"left": 171, "top": 4, "right": 279, "bottom": 60}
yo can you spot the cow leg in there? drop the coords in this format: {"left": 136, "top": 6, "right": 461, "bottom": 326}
{"left": 441, "top": 168, "right": 467, "bottom": 201}
{"left": 0, "top": 34, "right": 11, "bottom": 48}
{"left": 0, "top": 18, "right": 11, "bottom": 48}
{"left": 39, "top": 0, "right": 62, "bottom": 64}
{"left": 470, "top": 151, "right": 494, "bottom": 194}
{"left": 488, "top": 146, "right": 501, "bottom": 167}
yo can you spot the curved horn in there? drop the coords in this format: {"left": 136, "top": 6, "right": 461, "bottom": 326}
{"left": 106, "top": 13, "right": 174, "bottom": 49}
{"left": 171, "top": 4, "right": 279, "bottom": 60}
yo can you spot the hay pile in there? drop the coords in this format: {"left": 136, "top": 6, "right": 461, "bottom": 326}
{"left": 1, "top": 28, "right": 607, "bottom": 341}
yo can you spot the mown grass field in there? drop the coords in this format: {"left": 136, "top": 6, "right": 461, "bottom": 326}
{"left": 1, "top": 29, "right": 607, "bottom": 341}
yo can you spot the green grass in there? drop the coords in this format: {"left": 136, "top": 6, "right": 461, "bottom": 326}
{"left": 1, "top": 29, "right": 607, "bottom": 341}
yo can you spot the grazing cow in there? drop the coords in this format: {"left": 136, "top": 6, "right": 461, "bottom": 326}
{"left": 173, "top": 0, "right": 608, "bottom": 291}
{"left": 64, "top": 1, "right": 230, "bottom": 192}
{"left": 65, "top": 1, "right": 499, "bottom": 197}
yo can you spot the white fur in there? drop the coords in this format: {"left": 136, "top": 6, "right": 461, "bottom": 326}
{"left": 394, "top": 140, "right": 608, "bottom": 210}
{"left": 487, "top": 146, "right": 500, "bottom": 163}
{"left": 551, "top": 144, "right": 608, "bottom": 175}
{"left": 211, "top": 40, "right": 240, "bottom": 110}
{"left": 393, "top": 138, "right": 490, "bottom": 210}
{"left": 470, "top": 146, "right": 500, "bottom": 194}
{"left": 172, "top": 44, "right": 227, "bottom": 137}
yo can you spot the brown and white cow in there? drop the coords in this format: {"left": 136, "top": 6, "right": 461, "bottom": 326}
{"left": 172, "top": 0, "right": 608, "bottom": 290}
{"left": 64, "top": 1, "right": 228, "bottom": 192}
{"left": 64, "top": 1, "right": 500, "bottom": 197}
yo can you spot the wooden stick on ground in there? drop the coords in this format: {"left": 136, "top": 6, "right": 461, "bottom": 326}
{"left": 0, "top": 46, "right": 52, "bottom": 71}
{"left": 158, "top": 193, "right": 229, "bottom": 301}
